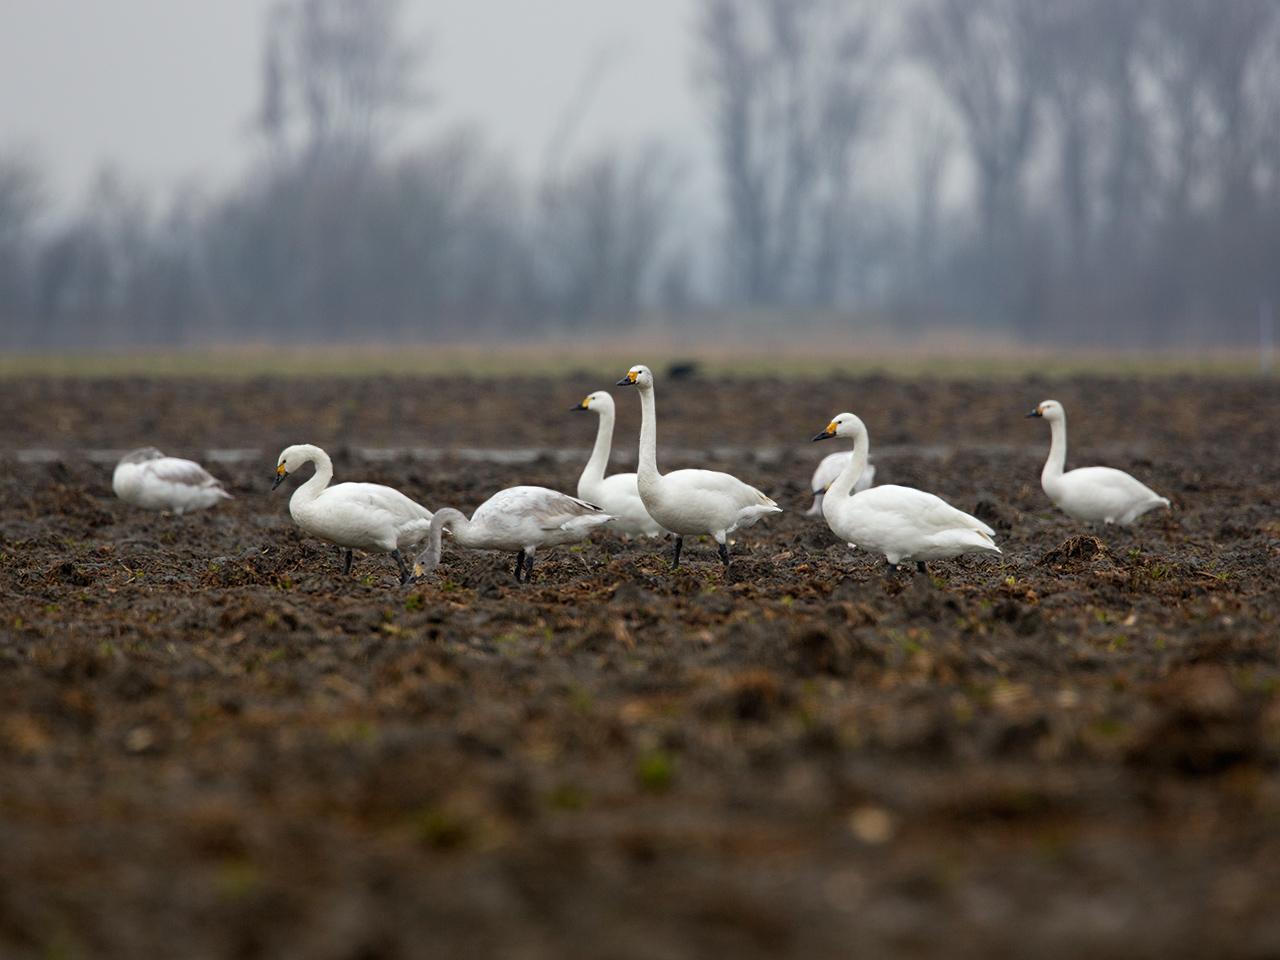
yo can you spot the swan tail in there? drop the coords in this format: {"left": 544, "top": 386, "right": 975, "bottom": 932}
{"left": 936, "top": 529, "right": 1002, "bottom": 557}
{"left": 1119, "top": 496, "right": 1171, "bottom": 526}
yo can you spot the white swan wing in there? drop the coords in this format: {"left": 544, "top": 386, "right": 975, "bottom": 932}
{"left": 475, "top": 486, "right": 611, "bottom": 534}
{"left": 327, "top": 482, "right": 433, "bottom": 522}
{"left": 145, "top": 457, "right": 224, "bottom": 490}
{"left": 666, "top": 468, "right": 778, "bottom": 508}
{"left": 852, "top": 485, "right": 993, "bottom": 537}
{"left": 1056, "top": 467, "right": 1168, "bottom": 522}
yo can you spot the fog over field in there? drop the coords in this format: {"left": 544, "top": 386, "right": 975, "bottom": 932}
{"left": 2, "top": 0, "right": 1278, "bottom": 351}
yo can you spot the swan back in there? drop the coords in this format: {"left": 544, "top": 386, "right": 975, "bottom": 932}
{"left": 468, "top": 486, "right": 613, "bottom": 550}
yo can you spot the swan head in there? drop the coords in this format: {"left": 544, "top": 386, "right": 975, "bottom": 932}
{"left": 812, "top": 412, "right": 865, "bottom": 442}
{"left": 571, "top": 390, "right": 614, "bottom": 413}
{"left": 1026, "top": 399, "right": 1065, "bottom": 421}
{"left": 273, "top": 443, "right": 314, "bottom": 490}
{"left": 616, "top": 365, "right": 653, "bottom": 389}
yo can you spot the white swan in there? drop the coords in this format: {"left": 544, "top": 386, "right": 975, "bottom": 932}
{"left": 813, "top": 413, "right": 1001, "bottom": 572}
{"left": 272, "top": 443, "right": 433, "bottom": 585}
{"left": 412, "top": 486, "right": 614, "bottom": 583}
{"left": 806, "top": 451, "right": 876, "bottom": 516}
{"left": 1027, "top": 399, "right": 1170, "bottom": 525}
{"left": 617, "top": 364, "right": 781, "bottom": 569}
{"left": 112, "top": 447, "right": 232, "bottom": 514}
{"left": 571, "top": 390, "right": 665, "bottom": 537}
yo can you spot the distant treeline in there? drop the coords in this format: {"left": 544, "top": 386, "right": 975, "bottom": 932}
{"left": 2, "top": 0, "right": 1278, "bottom": 350}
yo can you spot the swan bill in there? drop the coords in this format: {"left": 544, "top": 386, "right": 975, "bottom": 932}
{"left": 272, "top": 463, "right": 288, "bottom": 490}
{"left": 812, "top": 422, "right": 838, "bottom": 441}
{"left": 1025, "top": 408, "right": 1043, "bottom": 418}
{"left": 616, "top": 374, "right": 637, "bottom": 386}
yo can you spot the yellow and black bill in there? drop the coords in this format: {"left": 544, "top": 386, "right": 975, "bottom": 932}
{"left": 271, "top": 463, "right": 288, "bottom": 490}
{"left": 811, "top": 421, "right": 838, "bottom": 442}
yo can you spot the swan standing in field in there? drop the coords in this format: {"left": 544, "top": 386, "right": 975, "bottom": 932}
{"left": 813, "top": 413, "right": 1001, "bottom": 572}
{"left": 1027, "top": 399, "right": 1170, "bottom": 525}
{"left": 112, "top": 447, "right": 232, "bottom": 514}
{"left": 616, "top": 364, "right": 781, "bottom": 570}
{"left": 412, "top": 486, "right": 614, "bottom": 583}
{"left": 272, "top": 443, "right": 433, "bottom": 585}
{"left": 806, "top": 450, "right": 876, "bottom": 516}
{"left": 571, "top": 390, "right": 665, "bottom": 537}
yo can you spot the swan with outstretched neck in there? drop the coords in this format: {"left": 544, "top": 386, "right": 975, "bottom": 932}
{"left": 1026, "top": 400, "right": 1170, "bottom": 525}
{"left": 570, "top": 390, "right": 664, "bottom": 537}
{"left": 616, "top": 364, "right": 780, "bottom": 570}
{"left": 272, "top": 444, "right": 433, "bottom": 585}
{"left": 813, "top": 413, "right": 1001, "bottom": 572}
{"left": 412, "top": 486, "right": 614, "bottom": 583}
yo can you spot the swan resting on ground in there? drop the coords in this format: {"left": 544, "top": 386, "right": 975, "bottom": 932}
{"left": 617, "top": 364, "right": 781, "bottom": 570}
{"left": 571, "top": 390, "right": 665, "bottom": 537}
{"left": 813, "top": 413, "right": 1001, "bottom": 571}
{"left": 112, "top": 447, "right": 232, "bottom": 514}
{"left": 1027, "top": 400, "right": 1170, "bottom": 526}
{"left": 272, "top": 443, "right": 433, "bottom": 585}
{"left": 412, "top": 486, "right": 614, "bottom": 583}
{"left": 806, "top": 451, "right": 876, "bottom": 516}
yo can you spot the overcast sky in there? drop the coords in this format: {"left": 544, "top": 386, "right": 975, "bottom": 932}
{"left": 0, "top": 0, "right": 709, "bottom": 205}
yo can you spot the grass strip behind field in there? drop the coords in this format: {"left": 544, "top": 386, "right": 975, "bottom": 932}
{"left": 0, "top": 341, "right": 1268, "bottom": 380}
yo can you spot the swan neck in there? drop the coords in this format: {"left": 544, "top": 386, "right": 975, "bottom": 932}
{"left": 827, "top": 431, "right": 869, "bottom": 500}
{"left": 417, "top": 508, "right": 468, "bottom": 574}
{"left": 580, "top": 406, "right": 615, "bottom": 493}
{"left": 292, "top": 447, "right": 333, "bottom": 505}
{"left": 1043, "top": 416, "right": 1067, "bottom": 484}
{"left": 636, "top": 385, "right": 661, "bottom": 488}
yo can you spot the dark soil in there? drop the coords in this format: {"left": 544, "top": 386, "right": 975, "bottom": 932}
{"left": 2, "top": 374, "right": 1279, "bottom": 959}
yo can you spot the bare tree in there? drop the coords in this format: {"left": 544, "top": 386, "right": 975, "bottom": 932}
{"left": 698, "top": 0, "right": 880, "bottom": 306}
{"left": 535, "top": 144, "right": 682, "bottom": 329}
{"left": 259, "top": 0, "right": 423, "bottom": 156}
{"left": 0, "top": 153, "right": 42, "bottom": 345}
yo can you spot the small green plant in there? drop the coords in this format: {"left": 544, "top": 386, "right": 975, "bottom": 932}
{"left": 548, "top": 783, "right": 587, "bottom": 810}
{"left": 404, "top": 593, "right": 424, "bottom": 612}
{"left": 636, "top": 750, "right": 676, "bottom": 792}
{"left": 414, "top": 807, "right": 471, "bottom": 850}
{"left": 215, "top": 859, "right": 261, "bottom": 900}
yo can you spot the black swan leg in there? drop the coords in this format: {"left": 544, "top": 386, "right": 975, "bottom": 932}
{"left": 718, "top": 541, "right": 730, "bottom": 568}
{"left": 512, "top": 552, "right": 525, "bottom": 582}
{"left": 343, "top": 549, "right": 353, "bottom": 576}
{"left": 522, "top": 551, "right": 534, "bottom": 583}
{"left": 916, "top": 561, "right": 928, "bottom": 575}
{"left": 671, "top": 536, "right": 683, "bottom": 571}
{"left": 391, "top": 549, "right": 411, "bottom": 585}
